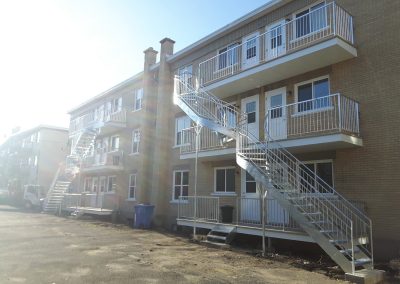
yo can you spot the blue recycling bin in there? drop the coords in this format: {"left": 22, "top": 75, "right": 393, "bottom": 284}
{"left": 134, "top": 204, "right": 155, "bottom": 229}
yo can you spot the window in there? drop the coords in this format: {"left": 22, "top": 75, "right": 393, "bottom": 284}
{"left": 92, "top": 178, "right": 98, "bottom": 193}
{"left": 84, "top": 177, "right": 92, "bottom": 192}
{"left": 128, "top": 174, "right": 136, "bottom": 199}
{"left": 133, "top": 88, "right": 143, "bottom": 111}
{"left": 107, "top": 176, "right": 116, "bottom": 192}
{"left": 175, "top": 116, "right": 191, "bottom": 146}
{"left": 111, "top": 97, "right": 122, "bottom": 113}
{"left": 99, "top": 176, "right": 107, "bottom": 192}
{"left": 110, "top": 136, "right": 120, "bottom": 151}
{"left": 215, "top": 167, "right": 235, "bottom": 193}
{"left": 178, "top": 65, "right": 193, "bottom": 87}
{"left": 299, "top": 160, "right": 333, "bottom": 193}
{"left": 131, "top": 129, "right": 140, "bottom": 154}
{"left": 296, "top": 77, "right": 330, "bottom": 112}
{"left": 172, "top": 171, "right": 189, "bottom": 201}
{"left": 218, "top": 43, "right": 239, "bottom": 70}
{"left": 246, "top": 101, "right": 256, "bottom": 123}
{"left": 245, "top": 172, "right": 256, "bottom": 193}
{"left": 245, "top": 36, "right": 257, "bottom": 59}
{"left": 295, "top": 2, "right": 327, "bottom": 38}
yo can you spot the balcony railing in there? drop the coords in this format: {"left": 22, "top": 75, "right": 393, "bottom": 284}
{"left": 82, "top": 150, "right": 124, "bottom": 169}
{"left": 265, "top": 93, "right": 360, "bottom": 140}
{"left": 180, "top": 127, "right": 235, "bottom": 155}
{"left": 62, "top": 192, "right": 118, "bottom": 211}
{"left": 198, "top": 2, "right": 353, "bottom": 86}
{"left": 177, "top": 196, "right": 301, "bottom": 232}
{"left": 69, "top": 109, "right": 127, "bottom": 133}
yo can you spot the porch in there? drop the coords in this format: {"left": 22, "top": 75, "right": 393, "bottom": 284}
{"left": 62, "top": 192, "right": 118, "bottom": 216}
{"left": 81, "top": 150, "right": 124, "bottom": 173}
{"left": 176, "top": 196, "right": 313, "bottom": 243}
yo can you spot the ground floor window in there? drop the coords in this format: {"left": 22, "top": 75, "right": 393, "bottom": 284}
{"left": 299, "top": 160, "right": 333, "bottom": 192}
{"left": 107, "top": 176, "right": 116, "bottom": 192}
{"left": 172, "top": 170, "right": 189, "bottom": 201}
{"left": 128, "top": 174, "right": 136, "bottom": 200}
{"left": 215, "top": 167, "right": 235, "bottom": 193}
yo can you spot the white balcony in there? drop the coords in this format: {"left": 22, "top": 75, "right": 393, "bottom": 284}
{"left": 198, "top": 3, "right": 356, "bottom": 97}
{"left": 81, "top": 150, "right": 124, "bottom": 173}
{"left": 62, "top": 192, "right": 118, "bottom": 215}
{"left": 69, "top": 109, "right": 127, "bottom": 135}
{"left": 265, "top": 93, "right": 362, "bottom": 152}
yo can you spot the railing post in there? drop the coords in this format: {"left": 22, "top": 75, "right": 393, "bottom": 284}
{"left": 337, "top": 94, "right": 342, "bottom": 132}
{"left": 332, "top": 2, "right": 336, "bottom": 36}
{"left": 236, "top": 197, "right": 239, "bottom": 225}
{"left": 351, "top": 221, "right": 355, "bottom": 274}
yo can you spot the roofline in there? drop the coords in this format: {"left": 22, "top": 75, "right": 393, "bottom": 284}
{"left": 68, "top": 71, "right": 144, "bottom": 114}
{"left": 167, "top": 0, "right": 288, "bottom": 63}
{"left": 1, "top": 125, "right": 68, "bottom": 145}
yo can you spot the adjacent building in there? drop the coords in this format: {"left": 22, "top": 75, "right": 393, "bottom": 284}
{"left": 62, "top": 0, "right": 400, "bottom": 272}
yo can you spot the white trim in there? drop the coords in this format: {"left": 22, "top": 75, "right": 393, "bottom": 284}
{"left": 210, "top": 192, "right": 237, "bottom": 197}
{"left": 131, "top": 128, "right": 140, "bottom": 154}
{"left": 128, "top": 173, "right": 137, "bottom": 200}
{"left": 133, "top": 88, "right": 143, "bottom": 112}
{"left": 109, "top": 135, "right": 120, "bottom": 152}
{"left": 294, "top": 75, "right": 330, "bottom": 109}
{"left": 107, "top": 175, "right": 116, "bottom": 193}
{"left": 214, "top": 166, "right": 236, "bottom": 194}
{"left": 174, "top": 116, "right": 191, "bottom": 146}
{"left": 172, "top": 170, "right": 189, "bottom": 201}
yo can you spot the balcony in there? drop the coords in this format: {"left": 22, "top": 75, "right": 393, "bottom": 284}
{"left": 62, "top": 192, "right": 118, "bottom": 215}
{"left": 198, "top": 3, "right": 356, "bottom": 97}
{"left": 69, "top": 109, "right": 127, "bottom": 136}
{"left": 179, "top": 127, "right": 235, "bottom": 159}
{"left": 265, "top": 93, "right": 362, "bottom": 152}
{"left": 81, "top": 150, "right": 124, "bottom": 173}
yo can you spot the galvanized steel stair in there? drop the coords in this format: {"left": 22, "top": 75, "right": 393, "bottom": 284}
{"left": 173, "top": 76, "right": 374, "bottom": 274}
{"left": 43, "top": 180, "right": 71, "bottom": 213}
{"left": 206, "top": 225, "right": 236, "bottom": 246}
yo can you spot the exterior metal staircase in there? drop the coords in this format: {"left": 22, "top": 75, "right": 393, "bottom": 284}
{"left": 43, "top": 129, "right": 97, "bottom": 214}
{"left": 174, "top": 75, "right": 374, "bottom": 274}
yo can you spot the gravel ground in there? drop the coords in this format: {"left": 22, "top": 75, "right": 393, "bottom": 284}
{"left": 0, "top": 205, "right": 349, "bottom": 284}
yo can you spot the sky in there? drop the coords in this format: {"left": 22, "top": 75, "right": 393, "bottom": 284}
{"left": 0, "top": 0, "right": 270, "bottom": 142}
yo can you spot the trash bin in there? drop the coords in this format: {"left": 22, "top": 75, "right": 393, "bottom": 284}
{"left": 134, "top": 204, "right": 155, "bottom": 229}
{"left": 220, "top": 205, "right": 234, "bottom": 223}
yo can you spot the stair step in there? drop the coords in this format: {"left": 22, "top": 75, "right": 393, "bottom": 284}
{"left": 311, "top": 220, "right": 327, "bottom": 225}
{"left": 354, "top": 258, "right": 372, "bottom": 267}
{"left": 207, "top": 234, "right": 227, "bottom": 242}
{"left": 340, "top": 247, "right": 360, "bottom": 255}
{"left": 329, "top": 239, "right": 348, "bottom": 245}
{"left": 302, "top": 212, "right": 321, "bottom": 216}
{"left": 211, "top": 225, "right": 236, "bottom": 234}
{"left": 320, "top": 229, "right": 337, "bottom": 234}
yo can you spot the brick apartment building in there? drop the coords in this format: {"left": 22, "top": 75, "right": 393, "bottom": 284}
{"left": 53, "top": 0, "right": 399, "bottom": 275}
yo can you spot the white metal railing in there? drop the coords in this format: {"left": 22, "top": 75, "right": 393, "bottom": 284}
{"left": 265, "top": 93, "right": 360, "bottom": 139}
{"left": 82, "top": 150, "right": 124, "bottom": 169}
{"left": 199, "top": 2, "right": 353, "bottom": 85}
{"left": 177, "top": 196, "right": 301, "bottom": 232}
{"left": 180, "top": 127, "right": 234, "bottom": 154}
{"left": 62, "top": 192, "right": 118, "bottom": 211}
{"left": 69, "top": 109, "right": 127, "bottom": 133}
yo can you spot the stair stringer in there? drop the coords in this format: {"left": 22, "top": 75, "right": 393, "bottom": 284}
{"left": 236, "top": 154, "right": 353, "bottom": 273}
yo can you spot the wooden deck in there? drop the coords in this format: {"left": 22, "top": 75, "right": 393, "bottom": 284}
{"left": 64, "top": 206, "right": 114, "bottom": 216}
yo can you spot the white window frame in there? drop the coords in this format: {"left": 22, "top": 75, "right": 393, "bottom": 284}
{"left": 131, "top": 129, "right": 140, "bottom": 154}
{"left": 217, "top": 42, "right": 240, "bottom": 71}
{"left": 110, "top": 136, "right": 120, "bottom": 152}
{"left": 298, "top": 159, "right": 334, "bottom": 192}
{"left": 133, "top": 88, "right": 143, "bottom": 111}
{"left": 178, "top": 65, "right": 193, "bottom": 86}
{"left": 213, "top": 167, "right": 236, "bottom": 195}
{"left": 292, "top": 1, "right": 328, "bottom": 40}
{"left": 128, "top": 174, "right": 136, "bottom": 200}
{"left": 174, "top": 116, "right": 191, "bottom": 146}
{"left": 99, "top": 176, "right": 107, "bottom": 193}
{"left": 294, "top": 75, "right": 331, "bottom": 114}
{"left": 171, "top": 170, "right": 189, "bottom": 202}
{"left": 111, "top": 97, "right": 122, "bottom": 113}
{"left": 107, "top": 176, "right": 116, "bottom": 193}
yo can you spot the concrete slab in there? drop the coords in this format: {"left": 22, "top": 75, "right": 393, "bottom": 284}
{"left": 345, "top": 269, "right": 385, "bottom": 284}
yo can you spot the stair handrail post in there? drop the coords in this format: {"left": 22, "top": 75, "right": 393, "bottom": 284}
{"left": 351, "top": 220, "right": 355, "bottom": 274}
{"left": 261, "top": 185, "right": 267, "bottom": 257}
{"left": 370, "top": 218, "right": 374, "bottom": 269}
{"left": 193, "top": 124, "right": 202, "bottom": 239}
{"left": 338, "top": 93, "right": 342, "bottom": 132}
{"left": 236, "top": 196, "right": 239, "bottom": 225}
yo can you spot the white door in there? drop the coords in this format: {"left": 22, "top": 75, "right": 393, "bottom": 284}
{"left": 98, "top": 176, "right": 107, "bottom": 208}
{"left": 241, "top": 95, "right": 259, "bottom": 139}
{"left": 242, "top": 32, "right": 260, "bottom": 69}
{"left": 265, "top": 87, "right": 287, "bottom": 140}
{"left": 91, "top": 177, "right": 99, "bottom": 207}
{"left": 240, "top": 170, "right": 261, "bottom": 223}
{"left": 94, "top": 141, "right": 102, "bottom": 165}
{"left": 266, "top": 163, "right": 289, "bottom": 225}
{"left": 266, "top": 20, "right": 286, "bottom": 60}
{"left": 101, "top": 138, "right": 108, "bottom": 164}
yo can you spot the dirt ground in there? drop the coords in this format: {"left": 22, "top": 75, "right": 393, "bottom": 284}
{"left": 0, "top": 205, "right": 351, "bottom": 284}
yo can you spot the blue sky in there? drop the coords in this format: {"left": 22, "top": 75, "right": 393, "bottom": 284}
{"left": 0, "top": 0, "right": 270, "bottom": 141}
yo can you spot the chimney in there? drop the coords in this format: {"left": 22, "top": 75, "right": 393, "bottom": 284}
{"left": 159, "top": 38, "right": 175, "bottom": 61}
{"left": 143, "top": 47, "right": 158, "bottom": 71}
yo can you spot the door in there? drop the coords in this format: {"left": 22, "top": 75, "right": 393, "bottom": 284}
{"left": 240, "top": 170, "right": 261, "bottom": 223}
{"left": 101, "top": 138, "right": 108, "bottom": 164}
{"left": 98, "top": 176, "right": 107, "bottom": 208}
{"left": 241, "top": 95, "right": 259, "bottom": 139}
{"left": 91, "top": 177, "right": 99, "bottom": 207}
{"left": 265, "top": 87, "right": 287, "bottom": 140}
{"left": 94, "top": 140, "right": 102, "bottom": 165}
{"left": 267, "top": 163, "right": 289, "bottom": 225}
{"left": 266, "top": 20, "right": 286, "bottom": 60}
{"left": 242, "top": 32, "right": 260, "bottom": 69}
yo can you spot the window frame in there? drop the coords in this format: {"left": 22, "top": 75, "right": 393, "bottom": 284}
{"left": 174, "top": 116, "right": 191, "bottom": 146}
{"left": 298, "top": 159, "right": 334, "bottom": 192}
{"left": 83, "top": 177, "right": 92, "bottom": 192}
{"left": 111, "top": 97, "right": 122, "bottom": 113}
{"left": 294, "top": 75, "right": 331, "bottom": 113}
{"left": 213, "top": 167, "right": 236, "bottom": 195}
{"left": 172, "top": 170, "right": 189, "bottom": 202}
{"left": 292, "top": 1, "right": 328, "bottom": 40}
{"left": 217, "top": 42, "right": 240, "bottom": 71}
{"left": 128, "top": 174, "right": 136, "bottom": 200}
{"left": 110, "top": 135, "right": 120, "bottom": 152}
{"left": 133, "top": 88, "right": 143, "bottom": 112}
{"left": 107, "top": 176, "right": 116, "bottom": 193}
{"left": 131, "top": 129, "right": 140, "bottom": 154}
{"left": 178, "top": 65, "right": 193, "bottom": 87}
